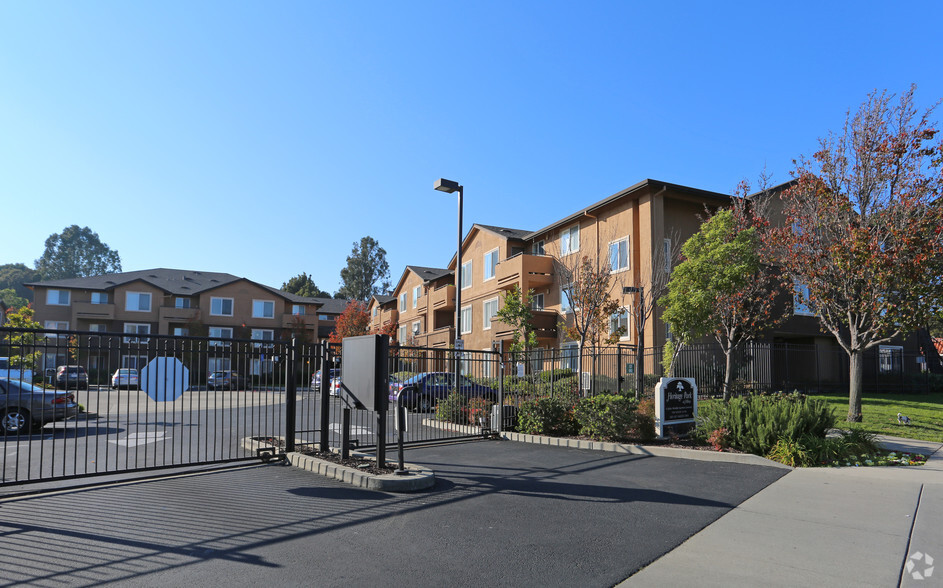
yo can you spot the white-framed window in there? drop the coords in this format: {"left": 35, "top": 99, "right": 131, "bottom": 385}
{"left": 560, "top": 225, "right": 580, "bottom": 256}
{"left": 609, "top": 237, "right": 629, "bottom": 272}
{"left": 121, "top": 355, "right": 149, "bottom": 370}
{"left": 88, "top": 323, "right": 107, "bottom": 332}
{"left": 664, "top": 238, "right": 672, "bottom": 273}
{"left": 793, "top": 282, "right": 813, "bottom": 316}
{"left": 372, "top": 306, "right": 378, "bottom": 317}
{"left": 531, "top": 293, "right": 545, "bottom": 311}
{"left": 561, "top": 342, "right": 579, "bottom": 371}
{"left": 208, "top": 327, "right": 233, "bottom": 346}
{"left": 400, "top": 292, "right": 407, "bottom": 311}
{"left": 173, "top": 327, "right": 189, "bottom": 336}
{"left": 482, "top": 348, "right": 495, "bottom": 378}
{"left": 44, "top": 320, "right": 69, "bottom": 337}
{"left": 879, "top": 345, "right": 904, "bottom": 374}
{"left": 398, "top": 325, "right": 407, "bottom": 343}
{"left": 533, "top": 240, "right": 545, "bottom": 255}
{"left": 412, "top": 320, "right": 421, "bottom": 336}
{"left": 251, "top": 329, "right": 275, "bottom": 348}
{"left": 91, "top": 292, "right": 109, "bottom": 304}
{"left": 292, "top": 304, "right": 305, "bottom": 316}
{"left": 461, "top": 261, "right": 473, "bottom": 289}
{"left": 252, "top": 299, "right": 275, "bottom": 319}
{"left": 175, "top": 297, "right": 191, "bottom": 309}
{"left": 125, "top": 292, "right": 151, "bottom": 312}
{"left": 46, "top": 289, "right": 70, "bottom": 306}
{"left": 211, "top": 297, "right": 234, "bottom": 317}
{"left": 319, "top": 314, "right": 331, "bottom": 321}
{"left": 609, "top": 308, "right": 629, "bottom": 338}
{"left": 561, "top": 284, "right": 573, "bottom": 313}
{"left": 413, "top": 285, "right": 421, "bottom": 308}
{"left": 207, "top": 357, "right": 232, "bottom": 373}
{"left": 483, "top": 297, "right": 499, "bottom": 330}
{"left": 123, "top": 323, "right": 151, "bottom": 344}
{"left": 460, "top": 305, "right": 472, "bottom": 335}
{"left": 484, "top": 248, "right": 499, "bottom": 281}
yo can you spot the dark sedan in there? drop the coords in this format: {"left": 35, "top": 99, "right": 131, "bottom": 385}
{"left": 207, "top": 371, "right": 247, "bottom": 390}
{"left": 0, "top": 377, "right": 79, "bottom": 435}
{"left": 390, "top": 372, "right": 497, "bottom": 412}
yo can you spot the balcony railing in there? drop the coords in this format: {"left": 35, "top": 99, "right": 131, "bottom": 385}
{"left": 492, "top": 310, "right": 558, "bottom": 340}
{"left": 431, "top": 284, "right": 456, "bottom": 310}
{"left": 422, "top": 326, "right": 455, "bottom": 347}
{"left": 74, "top": 302, "right": 115, "bottom": 319}
{"left": 158, "top": 306, "right": 199, "bottom": 323}
{"left": 495, "top": 254, "right": 554, "bottom": 291}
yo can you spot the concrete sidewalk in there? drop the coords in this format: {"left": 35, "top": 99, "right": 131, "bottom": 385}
{"left": 623, "top": 436, "right": 943, "bottom": 587}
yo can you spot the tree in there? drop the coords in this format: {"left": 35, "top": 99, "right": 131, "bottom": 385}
{"left": 495, "top": 285, "right": 538, "bottom": 356}
{"left": 281, "top": 272, "right": 331, "bottom": 298}
{"left": 336, "top": 236, "right": 391, "bottom": 302}
{"left": 555, "top": 254, "right": 621, "bottom": 388}
{"left": 35, "top": 225, "right": 121, "bottom": 280}
{"left": 1, "top": 288, "right": 28, "bottom": 309}
{"left": 769, "top": 85, "right": 943, "bottom": 422}
{"left": 662, "top": 208, "right": 786, "bottom": 401}
{"left": 329, "top": 301, "right": 371, "bottom": 344}
{"left": 0, "top": 263, "right": 40, "bottom": 302}
{"left": 2, "top": 305, "right": 42, "bottom": 371}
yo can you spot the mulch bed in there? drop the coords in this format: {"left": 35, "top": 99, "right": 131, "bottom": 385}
{"left": 297, "top": 446, "right": 398, "bottom": 475}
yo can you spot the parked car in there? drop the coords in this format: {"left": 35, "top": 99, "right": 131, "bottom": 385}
{"left": 111, "top": 368, "right": 139, "bottom": 389}
{"left": 207, "top": 371, "right": 246, "bottom": 390}
{"left": 0, "top": 377, "right": 79, "bottom": 435}
{"left": 311, "top": 368, "right": 340, "bottom": 390}
{"left": 0, "top": 357, "right": 33, "bottom": 383}
{"left": 55, "top": 365, "right": 88, "bottom": 390}
{"left": 391, "top": 372, "right": 497, "bottom": 412}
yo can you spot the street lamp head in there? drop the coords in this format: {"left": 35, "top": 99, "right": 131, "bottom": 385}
{"left": 434, "top": 178, "right": 462, "bottom": 193}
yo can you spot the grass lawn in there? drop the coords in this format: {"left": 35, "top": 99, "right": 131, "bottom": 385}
{"left": 811, "top": 392, "right": 943, "bottom": 443}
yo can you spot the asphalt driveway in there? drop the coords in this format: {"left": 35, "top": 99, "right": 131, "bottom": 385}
{"left": 0, "top": 439, "right": 786, "bottom": 587}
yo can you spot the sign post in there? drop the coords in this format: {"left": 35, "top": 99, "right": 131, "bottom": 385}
{"left": 654, "top": 377, "right": 697, "bottom": 438}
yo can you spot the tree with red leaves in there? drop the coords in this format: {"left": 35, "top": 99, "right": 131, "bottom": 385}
{"left": 769, "top": 86, "right": 943, "bottom": 422}
{"left": 329, "top": 301, "right": 370, "bottom": 344}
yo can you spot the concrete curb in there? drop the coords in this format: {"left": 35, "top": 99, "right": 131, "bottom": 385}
{"left": 499, "top": 430, "right": 794, "bottom": 469}
{"left": 241, "top": 437, "right": 436, "bottom": 492}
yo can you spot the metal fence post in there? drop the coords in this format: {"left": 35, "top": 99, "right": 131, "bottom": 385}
{"left": 497, "top": 340, "right": 505, "bottom": 433}
{"left": 319, "top": 341, "right": 331, "bottom": 452}
{"left": 285, "top": 338, "right": 297, "bottom": 453}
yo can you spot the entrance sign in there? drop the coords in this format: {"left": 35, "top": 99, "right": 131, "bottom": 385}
{"left": 140, "top": 357, "right": 190, "bottom": 402}
{"left": 654, "top": 377, "right": 697, "bottom": 437}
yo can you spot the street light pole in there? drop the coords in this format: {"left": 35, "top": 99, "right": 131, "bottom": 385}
{"left": 435, "top": 178, "right": 464, "bottom": 389}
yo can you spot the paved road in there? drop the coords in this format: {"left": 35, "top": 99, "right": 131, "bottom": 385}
{"left": 0, "top": 439, "right": 786, "bottom": 587}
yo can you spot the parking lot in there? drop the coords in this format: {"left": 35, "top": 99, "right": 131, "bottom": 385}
{"left": 0, "top": 439, "right": 787, "bottom": 587}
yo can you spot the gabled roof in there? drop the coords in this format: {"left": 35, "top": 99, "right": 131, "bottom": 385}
{"left": 308, "top": 297, "right": 350, "bottom": 315}
{"left": 475, "top": 224, "right": 531, "bottom": 241}
{"left": 371, "top": 294, "right": 396, "bottom": 305}
{"left": 406, "top": 266, "right": 453, "bottom": 284}
{"left": 26, "top": 268, "right": 243, "bottom": 296}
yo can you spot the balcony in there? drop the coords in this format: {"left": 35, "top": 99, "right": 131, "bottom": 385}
{"left": 73, "top": 302, "right": 115, "bottom": 320}
{"left": 281, "top": 314, "right": 316, "bottom": 329}
{"left": 492, "top": 310, "right": 558, "bottom": 340}
{"left": 158, "top": 306, "right": 199, "bottom": 323}
{"left": 417, "top": 294, "right": 428, "bottom": 313}
{"left": 380, "top": 308, "right": 399, "bottom": 325}
{"left": 431, "top": 284, "right": 456, "bottom": 310}
{"left": 423, "top": 326, "right": 455, "bottom": 348}
{"left": 495, "top": 254, "right": 554, "bottom": 291}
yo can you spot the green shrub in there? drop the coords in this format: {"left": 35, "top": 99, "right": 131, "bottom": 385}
{"left": 766, "top": 438, "right": 812, "bottom": 467}
{"left": 574, "top": 394, "right": 637, "bottom": 441}
{"left": 467, "top": 397, "right": 494, "bottom": 426}
{"left": 836, "top": 427, "right": 879, "bottom": 455}
{"left": 696, "top": 392, "right": 836, "bottom": 456}
{"left": 435, "top": 392, "right": 466, "bottom": 424}
{"left": 517, "top": 396, "right": 578, "bottom": 436}
{"left": 800, "top": 434, "right": 851, "bottom": 465}
{"left": 632, "top": 397, "right": 657, "bottom": 442}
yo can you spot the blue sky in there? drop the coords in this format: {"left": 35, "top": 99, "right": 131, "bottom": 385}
{"left": 2, "top": 1, "right": 942, "bottom": 295}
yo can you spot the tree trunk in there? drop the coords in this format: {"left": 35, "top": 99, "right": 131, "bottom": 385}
{"left": 847, "top": 349, "right": 863, "bottom": 422}
{"left": 723, "top": 347, "right": 734, "bottom": 403}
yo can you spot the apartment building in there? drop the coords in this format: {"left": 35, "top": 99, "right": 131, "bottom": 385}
{"left": 26, "top": 268, "right": 337, "bottom": 370}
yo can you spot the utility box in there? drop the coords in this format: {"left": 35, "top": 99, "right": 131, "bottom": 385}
{"left": 341, "top": 334, "right": 390, "bottom": 412}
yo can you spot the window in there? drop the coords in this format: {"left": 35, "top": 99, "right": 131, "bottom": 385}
{"left": 211, "top": 297, "right": 234, "bottom": 317}
{"left": 561, "top": 342, "right": 579, "bottom": 371}
{"left": 664, "top": 238, "right": 672, "bottom": 273}
{"left": 88, "top": 323, "right": 107, "bottom": 332}
{"left": 46, "top": 289, "right": 70, "bottom": 306}
{"left": 175, "top": 297, "right": 191, "bottom": 309}
{"left": 173, "top": 327, "right": 189, "bottom": 336}
{"left": 413, "top": 285, "right": 421, "bottom": 308}
{"left": 879, "top": 346, "right": 904, "bottom": 374}
{"left": 121, "top": 355, "right": 149, "bottom": 370}
{"left": 44, "top": 320, "right": 69, "bottom": 336}
{"left": 251, "top": 329, "right": 275, "bottom": 348}
{"left": 292, "top": 304, "right": 305, "bottom": 316}
{"left": 460, "top": 305, "right": 472, "bottom": 334}
{"left": 123, "top": 323, "right": 150, "bottom": 344}
{"left": 208, "top": 327, "right": 233, "bottom": 346}
{"left": 793, "top": 282, "right": 813, "bottom": 316}
{"left": 609, "top": 237, "right": 629, "bottom": 272}
{"left": 252, "top": 300, "right": 275, "bottom": 319}
{"left": 560, "top": 225, "right": 580, "bottom": 255}
{"left": 400, "top": 292, "right": 407, "bottom": 311}
{"left": 533, "top": 240, "right": 545, "bottom": 255}
{"left": 483, "top": 297, "right": 499, "bottom": 330}
{"left": 461, "top": 261, "right": 473, "bottom": 289}
{"left": 398, "top": 325, "right": 407, "bottom": 343}
{"left": 91, "top": 292, "right": 109, "bottom": 304}
{"left": 609, "top": 308, "right": 629, "bottom": 338}
{"left": 126, "top": 292, "right": 152, "bottom": 312}
{"left": 372, "top": 306, "right": 378, "bottom": 317}
{"left": 561, "top": 284, "right": 573, "bottom": 313}
{"left": 531, "top": 293, "right": 544, "bottom": 311}
{"left": 484, "top": 249, "right": 499, "bottom": 281}
{"left": 412, "top": 320, "right": 421, "bottom": 335}
{"left": 319, "top": 314, "right": 331, "bottom": 321}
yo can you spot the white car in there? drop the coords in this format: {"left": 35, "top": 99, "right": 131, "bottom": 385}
{"left": 111, "top": 368, "right": 139, "bottom": 389}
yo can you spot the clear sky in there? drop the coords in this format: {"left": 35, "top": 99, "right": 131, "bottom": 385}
{"left": 2, "top": 1, "right": 942, "bottom": 295}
